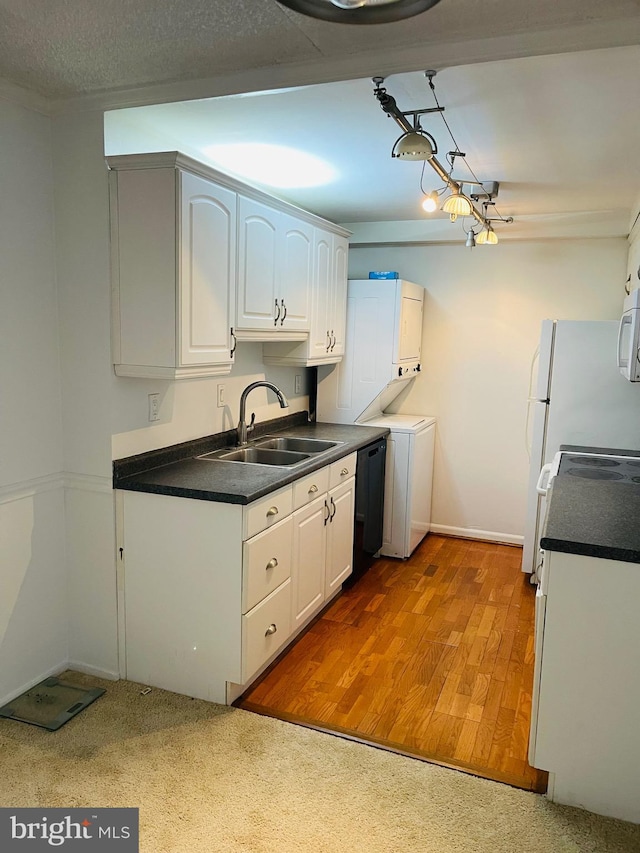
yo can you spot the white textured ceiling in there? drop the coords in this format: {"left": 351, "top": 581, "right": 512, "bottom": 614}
{"left": 0, "top": 0, "right": 640, "bottom": 100}
{"left": 4, "top": 0, "right": 640, "bottom": 239}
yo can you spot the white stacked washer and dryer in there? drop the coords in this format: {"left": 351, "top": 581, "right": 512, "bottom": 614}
{"left": 316, "top": 278, "right": 435, "bottom": 559}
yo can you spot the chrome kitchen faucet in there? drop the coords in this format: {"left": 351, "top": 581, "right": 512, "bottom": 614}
{"left": 237, "top": 381, "right": 289, "bottom": 446}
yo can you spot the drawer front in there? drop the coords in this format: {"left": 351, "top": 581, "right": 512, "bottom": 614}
{"left": 329, "top": 452, "right": 358, "bottom": 490}
{"left": 244, "top": 484, "right": 293, "bottom": 539}
{"left": 243, "top": 515, "right": 293, "bottom": 613}
{"left": 242, "top": 579, "right": 292, "bottom": 683}
{"left": 292, "top": 465, "right": 330, "bottom": 511}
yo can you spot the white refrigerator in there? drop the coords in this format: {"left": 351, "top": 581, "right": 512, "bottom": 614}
{"left": 522, "top": 319, "right": 640, "bottom": 574}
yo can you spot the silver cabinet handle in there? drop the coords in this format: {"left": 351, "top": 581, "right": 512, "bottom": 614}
{"left": 308, "top": 484, "right": 318, "bottom": 494}
{"left": 326, "top": 330, "right": 331, "bottom": 352}
{"left": 323, "top": 500, "right": 330, "bottom": 525}
{"left": 274, "top": 299, "right": 281, "bottom": 326}
{"left": 280, "top": 299, "right": 287, "bottom": 326}
{"left": 266, "top": 557, "right": 278, "bottom": 570}
{"left": 266, "top": 506, "right": 279, "bottom": 517}
{"left": 230, "top": 327, "right": 237, "bottom": 357}
{"left": 265, "top": 623, "right": 277, "bottom": 636}
{"left": 340, "top": 467, "right": 349, "bottom": 476}
{"left": 330, "top": 331, "right": 336, "bottom": 351}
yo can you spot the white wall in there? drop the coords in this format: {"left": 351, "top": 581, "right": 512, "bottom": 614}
{"left": 0, "top": 98, "right": 68, "bottom": 703}
{"left": 349, "top": 239, "right": 627, "bottom": 542}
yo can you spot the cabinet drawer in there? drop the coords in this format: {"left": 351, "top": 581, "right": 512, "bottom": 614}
{"left": 329, "top": 452, "right": 357, "bottom": 490}
{"left": 242, "top": 578, "right": 292, "bottom": 683}
{"left": 292, "top": 466, "right": 330, "bottom": 511}
{"left": 243, "top": 515, "right": 293, "bottom": 613}
{"left": 244, "top": 484, "right": 293, "bottom": 539}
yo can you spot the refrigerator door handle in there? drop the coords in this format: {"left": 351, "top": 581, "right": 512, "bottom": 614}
{"left": 536, "top": 463, "right": 553, "bottom": 496}
{"left": 617, "top": 313, "right": 631, "bottom": 370}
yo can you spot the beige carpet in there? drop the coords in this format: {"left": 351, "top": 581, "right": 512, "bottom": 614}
{"left": 0, "top": 672, "right": 638, "bottom": 853}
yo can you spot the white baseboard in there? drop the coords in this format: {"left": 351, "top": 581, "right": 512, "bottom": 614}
{"left": 66, "top": 661, "right": 120, "bottom": 682}
{"left": 0, "top": 662, "right": 120, "bottom": 708}
{"left": 0, "top": 662, "right": 68, "bottom": 708}
{"left": 430, "top": 524, "right": 523, "bottom": 547}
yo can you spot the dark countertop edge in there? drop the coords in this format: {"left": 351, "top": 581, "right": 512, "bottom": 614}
{"left": 113, "top": 420, "right": 390, "bottom": 506}
{"left": 113, "top": 411, "right": 309, "bottom": 483}
{"left": 539, "top": 536, "right": 640, "bottom": 563}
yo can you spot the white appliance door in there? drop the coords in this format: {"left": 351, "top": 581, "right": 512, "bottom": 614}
{"left": 396, "top": 292, "right": 423, "bottom": 363}
{"left": 379, "top": 431, "right": 409, "bottom": 558}
{"left": 546, "top": 321, "right": 640, "bottom": 455}
{"left": 407, "top": 422, "right": 435, "bottom": 556}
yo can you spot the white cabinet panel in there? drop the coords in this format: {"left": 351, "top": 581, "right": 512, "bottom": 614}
{"left": 237, "top": 196, "right": 279, "bottom": 330}
{"left": 280, "top": 215, "right": 313, "bottom": 331}
{"left": 179, "top": 172, "right": 236, "bottom": 366}
{"left": 291, "top": 495, "right": 327, "bottom": 630}
{"left": 325, "top": 478, "right": 355, "bottom": 597}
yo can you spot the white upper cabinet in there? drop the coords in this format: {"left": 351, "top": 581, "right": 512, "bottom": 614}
{"left": 263, "top": 228, "right": 350, "bottom": 367}
{"left": 108, "top": 152, "right": 349, "bottom": 375}
{"left": 236, "top": 196, "right": 312, "bottom": 338}
{"left": 109, "top": 154, "right": 236, "bottom": 379}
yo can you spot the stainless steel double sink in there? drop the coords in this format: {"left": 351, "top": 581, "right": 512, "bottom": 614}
{"left": 197, "top": 435, "right": 342, "bottom": 467}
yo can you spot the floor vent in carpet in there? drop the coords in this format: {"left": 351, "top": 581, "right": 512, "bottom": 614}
{"left": 0, "top": 677, "right": 105, "bottom": 731}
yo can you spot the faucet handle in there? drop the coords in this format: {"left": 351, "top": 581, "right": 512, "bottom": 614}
{"left": 247, "top": 412, "right": 256, "bottom": 435}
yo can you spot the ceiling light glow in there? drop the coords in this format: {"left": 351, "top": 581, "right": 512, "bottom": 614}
{"left": 202, "top": 143, "right": 337, "bottom": 189}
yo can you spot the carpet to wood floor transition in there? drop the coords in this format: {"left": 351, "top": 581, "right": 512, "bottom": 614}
{"left": 238, "top": 533, "right": 548, "bottom": 793}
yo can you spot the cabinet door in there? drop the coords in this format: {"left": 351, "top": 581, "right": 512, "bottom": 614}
{"left": 309, "top": 229, "right": 333, "bottom": 358}
{"left": 291, "top": 494, "right": 327, "bottom": 630}
{"left": 279, "top": 214, "right": 312, "bottom": 331}
{"left": 179, "top": 172, "right": 236, "bottom": 366}
{"left": 329, "top": 233, "right": 349, "bottom": 357}
{"left": 325, "top": 477, "right": 355, "bottom": 598}
{"left": 237, "top": 195, "right": 279, "bottom": 330}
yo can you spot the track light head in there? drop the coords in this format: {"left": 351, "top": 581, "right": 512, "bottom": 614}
{"left": 392, "top": 130, "right": 436, "bottom": 161}
{"left": 277, "top": 0, "right": 444, "bottom": 24}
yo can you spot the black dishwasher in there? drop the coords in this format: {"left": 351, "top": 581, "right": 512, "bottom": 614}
{"left": 349, "top": 437, "right": 387, "bottom": 585}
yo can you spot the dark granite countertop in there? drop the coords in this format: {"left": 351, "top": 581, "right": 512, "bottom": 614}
{"left": 541, "top": 445, "right": 640, "bottom": 563}
{"left": 113, "top": 414, "right": 389, "bottom": 505}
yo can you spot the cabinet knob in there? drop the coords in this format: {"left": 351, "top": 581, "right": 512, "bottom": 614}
{"left": 265, "top": 623, "right": 278, "bottom": 636}
{"left": 340, "top": 467, "right": 349, "bottom": 476}
{"left": 308, "top": 484, "right": 318, "bottom": 494}
{"left": 266, "top": 506, "right": 279, "bottom": 517}
{"left": 266, "top": 557, "right": 278, "bottom": 570}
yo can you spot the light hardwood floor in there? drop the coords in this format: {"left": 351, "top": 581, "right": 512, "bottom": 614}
{"left": 237, "top": 534, "right": 548, "bottom": 793}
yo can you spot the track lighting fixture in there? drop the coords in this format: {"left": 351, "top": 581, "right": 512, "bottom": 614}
{"left": 277, "top": 0, "right": 443, "bottom": 25}
{"left": 442, "top": 189, "right": 473, "bottom": 219}
{"left": 373, "top": 73, "right": 514, "bottom": 244}
{"left": 421, "top": 191, "right": 439, "bottom": 212}
{"left": 392, "top": 129, "right": 436, "bottom": 161}
{"left": 476, "top": 226, "right": 498, "bottom": 245}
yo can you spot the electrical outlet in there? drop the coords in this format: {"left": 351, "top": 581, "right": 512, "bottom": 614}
{"left": 217, "top": 384, "right": 225, "bottom": 408}
{"left": 148, "top": 393, "right": 160, "bottom": 422}
{"left": 294, "top": 374, "right": 302, "bottom": 394}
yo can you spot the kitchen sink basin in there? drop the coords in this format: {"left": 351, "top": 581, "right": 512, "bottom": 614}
{"left": 253, "top": 436, "right": 341, "bottom": 454}
{"left": 197, "top": 447, "right": 311, "bottom": 466}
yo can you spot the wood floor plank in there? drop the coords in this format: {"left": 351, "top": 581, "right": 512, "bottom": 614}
{"left": 237, "top": 534, "right": 547, "bottom": 794}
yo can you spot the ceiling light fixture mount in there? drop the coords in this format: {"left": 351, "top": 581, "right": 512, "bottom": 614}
{"left": 277, "top": 0, "right": 443, "bottom": 25}
{"left": 373, "top": 75, "right": 513, "bottom": 244}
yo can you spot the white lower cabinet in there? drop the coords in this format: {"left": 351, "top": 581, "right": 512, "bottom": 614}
{"left": 120, "top": 454, "right": 357, "bottom": 705}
